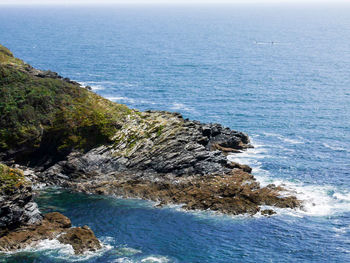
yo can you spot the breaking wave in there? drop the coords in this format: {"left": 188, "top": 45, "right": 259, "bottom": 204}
{"left": 228, "top": 142, "right": 350, "bottom": 217}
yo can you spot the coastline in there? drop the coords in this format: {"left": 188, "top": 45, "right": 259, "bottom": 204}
{"left": 0, "top": 44, "right": 300, "bottom": 254}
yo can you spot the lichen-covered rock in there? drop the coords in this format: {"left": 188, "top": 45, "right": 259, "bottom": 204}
{"left": 0, "top": 212, "right": 70, "bottom": 251}
{"left": 0, "top": 164, "right": 42, "bottom": 234}
{"left": 0, "top": 44, "right": 301, "bottom": 216}
{"left": 40, "top": 111, "right": 252, "bottom": 185}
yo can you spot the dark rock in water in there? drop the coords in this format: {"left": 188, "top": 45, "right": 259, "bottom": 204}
{"left": 228, "top": 162, "right": 253, "bottom": 173}
{"left": 261, "top": 209, "right": 276, "bottom": 216}
{"left": 35, "top": 110, "right": 300, "bottom": 216}
{"left": 0, "top": 212, "right": 70, "bottom": 251}
{"left": 0, "top": 164, "right": 101, "bottom": 254}
{"left": 0, "top": 212, "right": 101, "bottom": 254}
{"left": 44, "top": 212, "right": 72, "bottom": 228}
{"left": 69, "top": 169, "right": 300, "bottom": 216}
{"left": 58, "top": 225, "right": 102, "bottom": 254}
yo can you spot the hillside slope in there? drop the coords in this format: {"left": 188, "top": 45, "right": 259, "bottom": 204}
{"left": 0, "top": 45, "right": 300, "bottom": 217}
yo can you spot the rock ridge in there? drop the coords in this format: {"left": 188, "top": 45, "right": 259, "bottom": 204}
{"left": 0, "top": 44, "right": 302, "bottom": 254}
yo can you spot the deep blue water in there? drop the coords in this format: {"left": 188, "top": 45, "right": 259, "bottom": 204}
{"left": 1, "top": 4, "right": 350, "bottom": 262}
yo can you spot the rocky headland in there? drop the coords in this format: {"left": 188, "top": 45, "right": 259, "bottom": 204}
{"left": 0, "top": 44, "right": 300, "bottom": 253}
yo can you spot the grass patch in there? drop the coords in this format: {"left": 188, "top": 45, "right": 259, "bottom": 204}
{"left": 0, "top": 44, "right": 136, "bottom": 160}
{"left": 0, "top": 163, "right": 27, "bottom": 192}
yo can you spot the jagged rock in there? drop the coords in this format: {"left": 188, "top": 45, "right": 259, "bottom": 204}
{"left": 261, "top": 209, "right": 276, "bottom": 216}
{"left": 36, "top": 110, "right": 300, "bottom": 216}
{"left": 0, "top": 164, "right": 42, "bottom": 234}
{"left": 0, "top": 164, "right": 101, "bottom": 254}
{"left": 0, "top": 212, "right": 101, "bottom": 254}
{"left": 58, "top": 225, "right": 102, "bottom": 254}
{"left": 228, "top": 162, "right": 253, "bottom": 173}
{"left": 70, "top": 169, "right": 300, "bottom": 215}
{"left": 0, "top": 44, "right": 301, "bottom": 217}
{"left": 41, "top": 111, "right": 253, "bottom": 183}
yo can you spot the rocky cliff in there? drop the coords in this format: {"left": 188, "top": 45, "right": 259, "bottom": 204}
{"left": 0, "top": 163, "right": 101, "bottom": 254}
{"left": 0, "top": 44, "right": 301, "bottom": 251}
{"left": 0, "top": 163, "right": 42, "bottom": 235}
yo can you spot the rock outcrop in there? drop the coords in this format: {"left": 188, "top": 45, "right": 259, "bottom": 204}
{"left": 40, "top": 111, "right": 252, "bottom": 183}
{"left": 0, "top": 212, "right": 101, "bottom": 254}
{"left": 0, "top": 164, "right": 101, "bottom": 254}
{"left": 58, "top": 225, "right": 102, "bottom": 254}
{"left": 35, "top": 110, "right": 299, "bottom": 215}
{"left": 0, "top": 164, "right": 42, "bottom": 236}
{"left": 0, "top": 43, "right": 301, "bottom": 224}
{"left": 67, "top": 168, "right": 299, "bottom": 215}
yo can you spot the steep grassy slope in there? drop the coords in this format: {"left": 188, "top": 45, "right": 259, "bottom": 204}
{"left": 0, "top": 45, "right": 133, "bottom": 163}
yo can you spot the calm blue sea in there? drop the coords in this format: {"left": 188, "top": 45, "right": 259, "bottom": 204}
{"left": 0, "top": 4, "right": 350, "bottom": 262}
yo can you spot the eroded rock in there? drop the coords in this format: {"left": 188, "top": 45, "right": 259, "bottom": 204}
{"left": 58, "top": 225, "right": 102, "bottom": 254}
{"left": 0, "top": 212, "right": 101, "bottom": 254}
{"left": 69, "top": 169, "right": 300, "bottom": 216}
{"left": 0, "top": 164, "right": 101, "bottom": 254}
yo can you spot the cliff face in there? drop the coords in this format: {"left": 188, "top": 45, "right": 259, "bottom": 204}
{"left": 0, "top": 44, "right": 300, "bottom": 219}
{"left": 0, "top": 164, "right": 101, "bottom": 254}
{"left": 0, "top": 45, "right": 132, "bottom": 166}
{"left": 0, "top": 163, "right": 42, "bottom": 235}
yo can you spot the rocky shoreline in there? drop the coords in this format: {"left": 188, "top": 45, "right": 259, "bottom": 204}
{"left": 0, "top": 164, "right": 101, "bottom": 254}
{"left": 0, "top": 44, "right": 301, "bottom": 254}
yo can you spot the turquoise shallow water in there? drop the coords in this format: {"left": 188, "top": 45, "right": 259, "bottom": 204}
{"left": 0, "top": 4, "right": 350, "bottom": 262}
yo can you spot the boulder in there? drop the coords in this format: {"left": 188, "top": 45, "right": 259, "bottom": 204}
{"left": 58, "top": 225, "right": 102, "bottom": 254}
{"left": 0, "top": 212, "right": 101, "bottom": 254}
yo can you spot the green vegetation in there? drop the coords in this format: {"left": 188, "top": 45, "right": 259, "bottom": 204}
{"left": 0, "top": 163, "right": 27, "bottom": 192}
{"left": 0, "top": 44, "right": 178, "bottom": 162}
{"left": 0, "top": 45, "right": 24, "bottom": 66}
{"left": 0, "top": 44, "right": 133, "bottom": 158}
{"left": 156, "top": 125, "right": 164, "bottom": 137}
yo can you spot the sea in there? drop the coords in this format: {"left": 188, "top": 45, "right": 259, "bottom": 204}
{"left": 0, "top": 4, "right": 349, "bottom": 263}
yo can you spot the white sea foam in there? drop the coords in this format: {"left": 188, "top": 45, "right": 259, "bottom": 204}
{"left": 13, "top": 239, "right": 74, "bottom": 255}
{"left": 78, "top": 81, "right": 106, "bottom": 91}
{"left": 141, "top": 256, "right": 170, "bottom": 263}
{"left": 163, "top": 202, "right": 255, "bottom": 221}
{"left": 114, "top": 257, "right": 135, "bottom": 263}
{"left": 227, "top": 140, "right": 350, "bottom": 217}
{"left": 322, "top": 143, "right": 349, "bottom": 152}
{"left": 333, "top": 225, "right": 350, "bottom": 234}
{"left": 113, "top": 246, "right": 142, "bottom": 257}
{"left": 262, "top": 132, "right": 304, "bottom": 144}
{"left": 90, "top": 85, "right": 106, "bottom": 91}
{"left": 113, "top": 255, "right": 170, "bottom": 263}
{"left": 5, "top": 238, "right": 113, "bottom": 262}
{"left": 170, "top": 102, "right": 196, "bottom": 113}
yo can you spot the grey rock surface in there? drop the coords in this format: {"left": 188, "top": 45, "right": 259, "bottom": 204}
{"left": 39, "top": 111, "right": 252, "bottom": 185}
